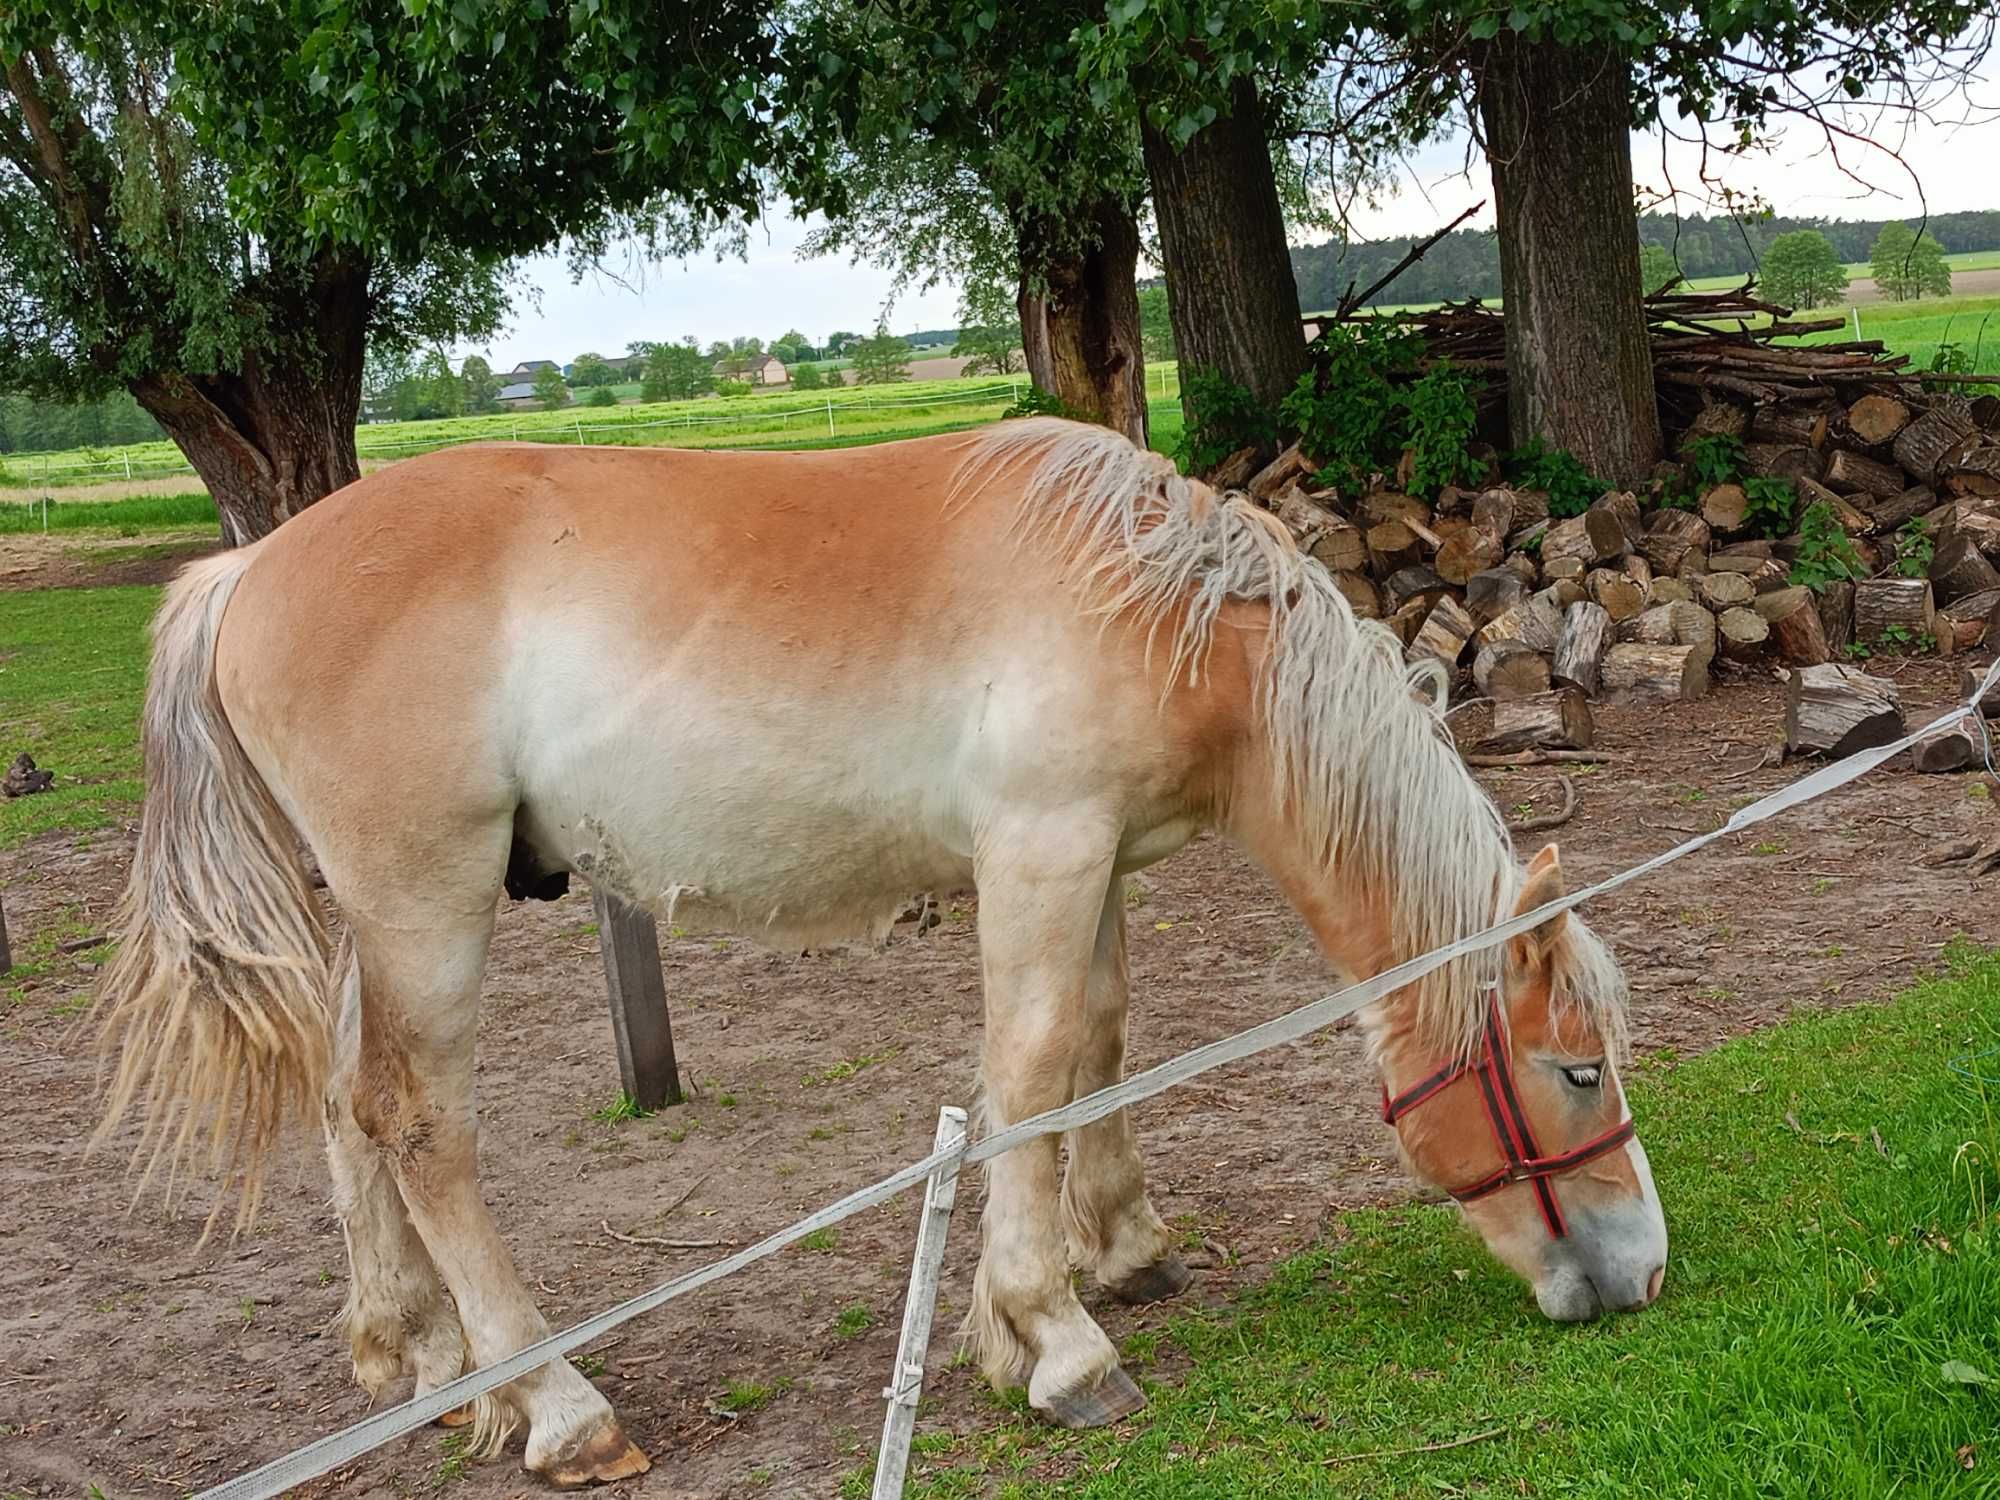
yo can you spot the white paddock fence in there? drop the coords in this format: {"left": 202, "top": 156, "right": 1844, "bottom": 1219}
{"left": 189, "top": 657, "right": 2000, "bottom": 1500}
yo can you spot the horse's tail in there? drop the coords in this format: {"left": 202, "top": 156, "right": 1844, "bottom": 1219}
{"left": 93, "top": 545, "right": 332, "bottom": 1234}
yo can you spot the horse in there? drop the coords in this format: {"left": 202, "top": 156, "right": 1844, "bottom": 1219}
{"left": 94, "top": 417, "right": 1666, "bottom": 1486}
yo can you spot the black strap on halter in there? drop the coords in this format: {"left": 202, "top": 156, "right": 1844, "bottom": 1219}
{"left": 1380, "top": 990, "right": 1636, "bottom": 1239}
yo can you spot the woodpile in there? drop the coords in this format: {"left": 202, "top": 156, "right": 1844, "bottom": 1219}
{"left": 1238, "top": 306, "right": 2000, "bottom": 757}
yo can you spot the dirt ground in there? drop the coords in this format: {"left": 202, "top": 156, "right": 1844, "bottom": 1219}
{"left": 3, "top": 657, "right": 1998, "bottom": 1500}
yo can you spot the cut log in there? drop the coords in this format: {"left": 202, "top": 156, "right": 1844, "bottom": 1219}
{"left": 1623, "top": 553, "right": 1653, "bottom": 589}
{"left": 1624, "top": 598, "right": 1718, "bottom": 661}
{"left": 1505, "top": 489, "right": 1551, "bottom": 532}
{"left": 1784, "top": 663, "right": 1904, "bottom": 758}
{"left": 1757, "top": 585, "right": 1831, "bottom": 666}
{"left": 1893, "top": 400, "right": 1977, "bottom": 486}
{"left": 1940, "top": 588, "right": 2000, "bottom": 651}
{"left": 1385, "top": 598, "right": 1428, "bottom": 646}
{"left": 1696, "top": 571, "right": 1755, "bottom": 611}
{"left": 1930, "top": 533, "right": 2000, "bottom": 605}
{"left": 1962, "top": 665, "right": 2000, "bottom": 718}
{"left": 1907, "top": 722, "right": 1981, "bottom": 774}
{"left": 1470, "top": 489, "right": 1515, "bottom": 540}
{"left": 1248, "top": 442, "right": 1314, "bottom": 500}
{"left": 1540, "top": 516, "right": 1602, "bottom": 573}
{"left": 1542, "top": 556, "right": 1587, "bottom": 583}
{"left": 1464, "top": 567, "right": 1527, "bottom": 625}
{"left": 1940, "top": 503, "right": 2000, "bottom": 561}
{"left": 1975, "top": 394, "right": 2000, "bottom": 433}
{"left": 1436, "top": 525, "right": 1504, "bottom": 584}
{"left": 1366, "top": 520, "right": 1423, "bottom": 577}
{"left": 1477, "top": 591, "right": 1567, "bottom": 654}
{"left": 1586, "top": 567, "right": 1647, "bottom": 622}
{"left": 1546, "top": 579, "right": 1586, "bottom": 609}
{"left": 1408, "top": 595, "right": 1477, "bottom": 673}
{"left": 1649, "top": 576, "right": 1694, "bottom": 604}
{"left": 1584, "top": 492, "right": 1644, "bottom": 558}
{"left": 1822, "top": 448, "right": 1905, "bottom": 501}
{"left": 1385, "top": 565, "right": 1451, "bottom": 613}
{"left": 1479, "top": 688, "right": 1595, "bottom": 753}
{"left": 1207, "top": 446, "right": 1261, "bottom": 490}
{"left": 1743, "top": 441, "right": 1823, "bottom": 484}
{"left": 1816, "top": 580, "right": 1855, "bottom": 655}
{"left": 1503, "top": 550, "right": 1541, "bottom": 585}
{"left": 1600, "top": 644, "right": 1711, "bottom": 704}
{"left": 1473, "top": 639, "right": 1552, "bottom": 701}
{"left": 1716, "top": 606, "right": 1771, "bottom": 662}
{"left": 1331, "top": 569, "right": 1383, "bottom": 620}
{"left": 1853, "top": 577, "right": 1936, "bottom": 646}
{"left": 1795, "top": 476, "right": 1873, "bottom": 534}
{"left": 1844, "top": 394, "right": 1911, "bottom": 447}
{"left": 1864, "top": 484, "right": 1936, "bottom": 533}
{"left": 1358, "top": 491, "right": 1432, "bottom": 530}
{"left": 1307, "top": 522, "right": 1370, "bottom": 575}
{"left": 1750, "top": 403, "right": 1831, "bottom": 450}
{"left": 1945, "top": 445, "right": 2000, "bottom": 501}
{"left": 1683, "top": 401, "right": 1750, "bottom": 444}
{"left": 1641, "top": 510, "right": 1712, "bottom": 575}
{"left": 1552, "top": 602, "right": 1612, "bottom": 696}
{"left": 1700, "top": 483, "right": 1750, "bottom": 535}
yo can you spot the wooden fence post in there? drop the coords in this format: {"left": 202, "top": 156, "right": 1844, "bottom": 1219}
{"left": 591, "top": 889, "right": 683, "bottom": 1109}
{"left": 0, "top": 890, "right": 11, "bottom": 975}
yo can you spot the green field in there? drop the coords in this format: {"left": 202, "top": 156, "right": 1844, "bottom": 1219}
{"left": 868, "top": 947, "right": 2000, "bottom": 1498}
{"left": 1682, "top": 248, "right": 2000, "bottom": 295}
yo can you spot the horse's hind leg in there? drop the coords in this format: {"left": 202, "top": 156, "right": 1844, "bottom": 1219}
{"left": 344, "top": 900, "right": 647, "bottom": 1486}
{"left": 969, "top": 831, "right": 1140, "bottom": 1428}
{"left": 324, "top": 933, "right": 468, "bottom": 1413}
{"left": 1060, "top": 877, "right": 1187, "bottom": 1305}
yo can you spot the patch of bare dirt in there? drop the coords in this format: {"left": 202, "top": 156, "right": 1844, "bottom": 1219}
{"left": 2, "top": 659, "right": 1996, "bottom": 1499}
{"left": 0, "top": 530, "right": 222, "bottom": 592}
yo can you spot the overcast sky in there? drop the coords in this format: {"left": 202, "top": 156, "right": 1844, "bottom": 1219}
{"left": 471, "top": 86, "right": 1998, "bottom": 370}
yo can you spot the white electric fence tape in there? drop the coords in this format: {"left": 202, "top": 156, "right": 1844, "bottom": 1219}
{"left": 196, "top": 655, "right": 2000, "bottom": 1500}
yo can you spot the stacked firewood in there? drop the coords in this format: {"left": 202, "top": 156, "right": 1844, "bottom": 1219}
{"left": 1219, "top": 381, "right": 2000, "bottom": 761}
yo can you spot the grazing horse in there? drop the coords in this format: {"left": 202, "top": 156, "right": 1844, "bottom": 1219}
{"left": 96, "top": 418, "right": 1666, "bottom": 1485}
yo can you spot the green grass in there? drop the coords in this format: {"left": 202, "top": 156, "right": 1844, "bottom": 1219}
{"left": 0, "top": 491, "right": 218, "bottom": 532}
{"left": 903, "top": 946, "right": 2000, "bottom": 1498}
{"left": 0, "top": 584, "right": 156, "bottom": 848}
{"left": 589, "top": 1090, "right": 655, "bottom": 1126}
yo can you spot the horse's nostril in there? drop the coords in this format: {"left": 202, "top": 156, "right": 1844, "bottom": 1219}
{"left": 1645, "top": 1265, "right": 1665, "bottom": 1304}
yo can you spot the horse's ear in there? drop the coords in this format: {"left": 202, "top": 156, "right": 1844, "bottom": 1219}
{"left": 1511, "top": 843, "right": 1569, "bottom": 965}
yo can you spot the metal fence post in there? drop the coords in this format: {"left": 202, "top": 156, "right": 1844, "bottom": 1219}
{"left": 872, "top": 1105, "right": 969, "bottom": 1500}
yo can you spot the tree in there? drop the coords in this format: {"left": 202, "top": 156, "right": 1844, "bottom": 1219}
{"left": 708, "top": 336, "right": 763, "bottom": 379}
{"left": 770, "top": 328, "right": 814, "bottom": 363}
{"left": 461, "top": 356, "right": 502, "bottom": 414}
{"left": 1638, "top": 243, "right": 1683, "bottom": 295}
{"left": 822, "top": 366, "right": 846, "bottom": 388}
{"left": 824, "top": 331, "right": 861, "bottom": 357}
{"left": 953, "top": 281, "right": 1024, "bottom": 376}
{"left": 534, "top": 366, "right": 570, "bottom": 411}
{"left": 1761, "top": 231, "right": 1847, "bottom": 309}
{"left": 583, "top": 386, "right": 619, "bottom": 407}
{"left": 793, "top": 362, "right": 826, "bottom": 391}
{"left": 412, "top": 349, "right": 466, "bottom": 420}
{"left": 1137, "top": 286, "right": 1176, "bottom": 362}
{"left": 1871, "top": 223, "right": 1952, "bottom": 301}
{"left": 852, "top": 330, "right": 913, "bottom": 385}
{"left": 570, "top": 353, "right": 615, "bottom": 387}
{"left": 0, "top": 17, "right": 511, "bottom": 540}
{"left": 639, "top": 339, "right": 714, "bottom": 403}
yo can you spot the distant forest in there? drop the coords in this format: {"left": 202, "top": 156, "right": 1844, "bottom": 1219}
{"left": 1292, "top": 209, "right": 2000, "bottom": 312}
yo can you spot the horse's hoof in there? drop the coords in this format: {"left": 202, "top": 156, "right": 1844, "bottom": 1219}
{"left": 434, "top": 1404, "right": 475, "bottom": 1429}
{"left": 538, "top": 1421, "right": 652, "bottom": 1489}
{"left": 1042, "top": 1366, "right": 1146, "bottom": 1429}
{"left": 1108, "top": 1252, "right": 1193, "bottom": 1306}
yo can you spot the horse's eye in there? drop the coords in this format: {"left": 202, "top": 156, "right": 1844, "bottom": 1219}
{"left": 1560, "top": 1064, "right": 1604, "bottom": 1090}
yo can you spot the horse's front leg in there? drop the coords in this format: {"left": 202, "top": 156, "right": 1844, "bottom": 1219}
{"left": 968, "top": 832, "right": 1144, "bottom": 1427}
{"left": 1061, "top": 876, "right": 1187, "bottom": 1304}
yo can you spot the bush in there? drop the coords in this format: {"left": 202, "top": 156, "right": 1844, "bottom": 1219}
{"left": 1401, "top": 365, "right": 1484, "bottom": 499}
{"left": 714, "top": 379, "right": 751, "bottom": 398}
{"left": 1178, "top": 369, "right": 1278, "bottom": 475}
{"left": 793, "top": 362, "right": 825, "bottom": 391}
{"left": 583, "top": 386, "right": 618, "bottom": 407}
{"left": 821, "top": 367, "right": 845, "bottom": 388}
{"left": 1001, "top": 385, "right": 1086, "bottom": 421}
{"left": 1279, "top": 323, "right": 1421, "bottom": 492}
{"left": 1504, "top": 440, "right": 1605, "bottom": 519}
{"left": 1741, "top": 476, "right": 1796, "bottom": 538}
{"left": 1789, "top": 501, "right": 1868, "bottom": 591}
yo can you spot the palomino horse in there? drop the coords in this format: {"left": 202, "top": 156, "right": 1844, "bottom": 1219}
{"left": 97, "top": 417, "right": 1666, "bottom": 1484}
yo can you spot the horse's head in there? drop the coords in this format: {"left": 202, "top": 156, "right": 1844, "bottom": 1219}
{"left": 1378, "top": 844, "right": 1666, "bottom": 1322}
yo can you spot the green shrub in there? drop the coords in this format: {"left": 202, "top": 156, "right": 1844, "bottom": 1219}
{"left": 1741, "top": 476, "right": 1796, "bottom": 538}
{"left": 583, "top": 386, "right": 618, "bottom": 407}
{"left": 1894, "top": 516, "right": 1935, "bottom": 578}
{"left": 1279, "top": 322, "right": 1422, "bottom": 492}
{"left": 1503, "top": 439, "right": 1605, "bottom": 519}
{"left": 714, "top": 378, "right": 751, "bottom": 398}
{"left": 1177, "top": 368, "right": 1277, "bottom": 476}
{"left": 1001, "top": 385, "right": 1086, "bottom": 422}
{"left": 1399, "top": 365, "right": 1485, "bottom": 499}
{"left": 1788, "top": 500, "right": 1868, "bottom": 591}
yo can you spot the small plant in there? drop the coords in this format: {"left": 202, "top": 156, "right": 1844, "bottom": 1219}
{"left": 716, "top": 1378, "right": 792, "bottom": 1413}
{"left": 1278, "top": 321, "right": 1429, "bottom": 492}
{"left": 1843, "top": 641, "right": 1872, "bottom": 660}
{"left": 1895, "top": 517, "right": 1936, "bottom": 578}
{"left": 570, "top": 1352, "right": 607, "bottom": 1378}
{"left": 833, "top": 1302, "right": 876, "bottom": 1340}
{"left": 799, "top": 1228, "right": 839, "bottom": 1252}
{"left": 436, "top": 1430, "right": 473, "bottom": 1485}
{"left": 1400, "top": 363, "right": 1486, "bottom": 499}
{"left": 1681, "top": 433, "right": 1745, "bottom": 491}
{"left": 1788, "top": 501, "right": 1868, "bottom": 591}
{"left": 1504, "top": 439, "right": 1605, "bottom": 519}
{"left": 1879, "top": 623, "right": 1916, "bottom": 651}
{"left": 1000, "top": 384, "right": 1084, "bottom": 422}
{"left": 1741, "top": 476, "right": 1796, "bottom": 538}
{"left": 1178, "top": 367, "right": 1278, "bottom": 476}
{"left": 590, "top": 1090, "right": 654, "bottom": 1125}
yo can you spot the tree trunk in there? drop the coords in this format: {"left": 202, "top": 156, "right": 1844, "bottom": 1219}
{"left": 1141, "top": 76, "right": 1307, "bottom": 443}
{"left": 1017, "top": 198, "right": 1148, "bottom": 447}
{"left": 131, "top": 253, "right": 368, "bottom": 544}
{"left": 1476, "top": 36, "right": 1660, "bottom": 482}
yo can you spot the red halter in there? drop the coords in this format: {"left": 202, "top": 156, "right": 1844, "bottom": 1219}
{"left": 1379, "top": 988, "right": 1636, "bottom": 1239}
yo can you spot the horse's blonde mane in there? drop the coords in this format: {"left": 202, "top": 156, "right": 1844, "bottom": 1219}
{"left": 955, "top": 417, "right": 1627, "bottom": 1062}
